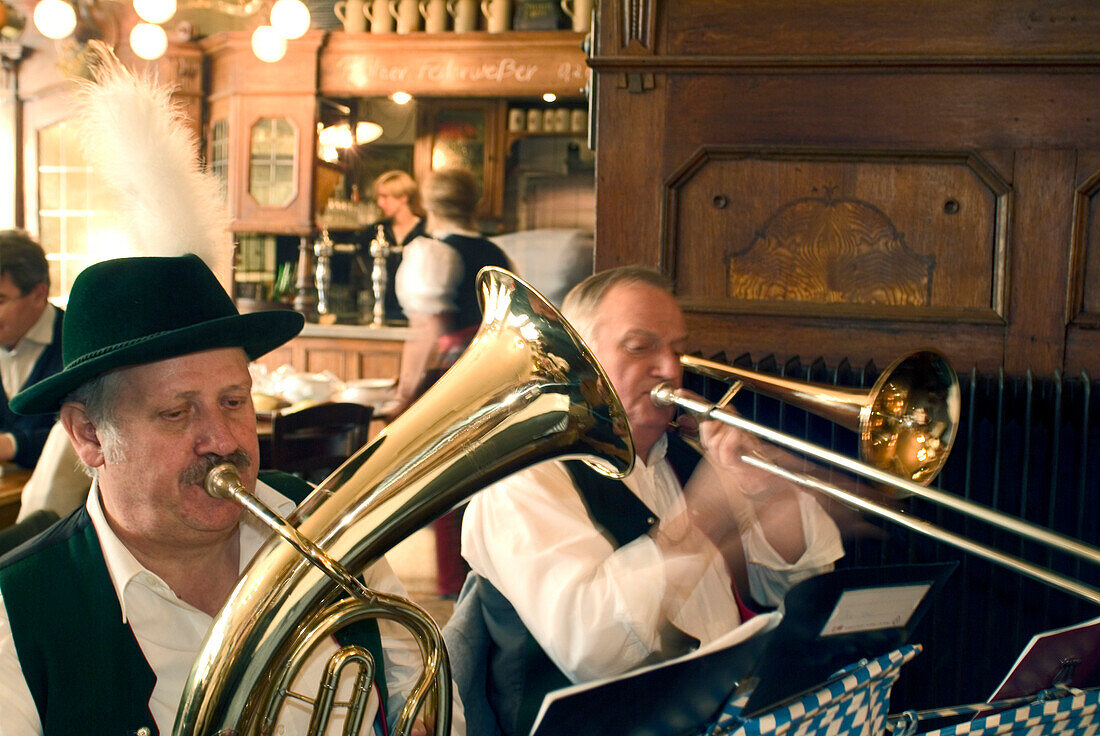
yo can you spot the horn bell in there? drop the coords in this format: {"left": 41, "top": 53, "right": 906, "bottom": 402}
{"left": 174, "top": 267, "right": 634, "bottom": 735}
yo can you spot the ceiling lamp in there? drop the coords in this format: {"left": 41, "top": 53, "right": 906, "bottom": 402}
{"left": 133, "top": 0, "right": 176, "bottom": 24}
{"left": 251, "top": 24, "right": 286, "bottom": 62}
{"left": 355, "top": 121, "right": 382, "bottom": 145}
{"left": 391, "top": 91, "right": 412, "bottom": 105}
{"left": 318, "top": 122, "right": 353, "bottom": 149}
{"left": 269, "top": 0, "right": 309, "bottom": 39}
{"left": 130, "top": 21, "right": 167, "bottom": 59}
{"left": 32, "top": 0, "right": 75, "bottom": 39}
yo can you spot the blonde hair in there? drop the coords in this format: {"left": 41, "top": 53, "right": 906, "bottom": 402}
{"left": 373, "top": 170, "right": 425, "bottom": 217}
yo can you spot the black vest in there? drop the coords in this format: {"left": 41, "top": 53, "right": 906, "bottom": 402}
{"left": 436, "top": 233, "right": 512, "bottom": 332}
{"left": 0, "top": 472, "right": 387, "bottom": 736}
{"left": 469, "top": 436, "right": 702, "bottom": 736}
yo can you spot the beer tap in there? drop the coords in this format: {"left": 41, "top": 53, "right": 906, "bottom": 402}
{"left": 314, "top": 228, "right": 334, "bottom": 318}
{"left": 368, "top": 224, "right": 402, "bottom": 327}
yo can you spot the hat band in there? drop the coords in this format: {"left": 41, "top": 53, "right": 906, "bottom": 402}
{"left": 64, "top": 328, "right": 179, "bottom": 370}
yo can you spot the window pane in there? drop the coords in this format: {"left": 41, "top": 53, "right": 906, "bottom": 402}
{"left": 249, "top": 118, "right": 297, "bottom": 206}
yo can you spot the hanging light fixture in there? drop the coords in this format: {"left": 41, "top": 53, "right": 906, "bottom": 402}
{"left": 32, "top": 0, "right": 76, "bottom": 39}
{"left": 251, "top": 24, "right": 286, "bottom": 62}
{"left": 130, "top": 21, "right": 167, "bottom": 59}
{"left": 133, "top": 0, "right": 176, "bottom": 24}
{"left": 355, "top": 121, "right": 382, "bottom": 145}
{"left": 269, "top": 0, "right": 309, "bottom": 39}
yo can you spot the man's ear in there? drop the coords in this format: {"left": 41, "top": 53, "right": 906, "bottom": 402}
{"left": 28, "top": 282, "right": 49, "bottom": 309}
{"left": 59, "top": 402, "right": 105, "bottom": 469}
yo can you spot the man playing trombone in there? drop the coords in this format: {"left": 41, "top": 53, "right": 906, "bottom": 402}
{"left": 453, "top": 266, "right": 844, "bottom": 736}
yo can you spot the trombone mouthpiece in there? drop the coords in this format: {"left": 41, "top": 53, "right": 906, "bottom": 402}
{"left": 651, "top": 382, "right": 678, "bottom": 407}
{"left": 205, "top": 462, "right": 245, "bottom": 501}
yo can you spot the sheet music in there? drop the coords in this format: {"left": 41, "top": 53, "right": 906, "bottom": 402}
{"left": 819, "top": 583, "right": 931, "bottom": 636}
{"left": 529, "top": 611, "right": 781, "bottom": 735}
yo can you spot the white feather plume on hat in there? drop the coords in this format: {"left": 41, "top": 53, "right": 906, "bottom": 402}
{"left": 73, "top": 41, "right": 231, "bottom": 278}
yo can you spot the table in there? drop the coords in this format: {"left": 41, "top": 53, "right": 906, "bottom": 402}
{"left": 0, "top": 469, "right": 33, "bottom": 529}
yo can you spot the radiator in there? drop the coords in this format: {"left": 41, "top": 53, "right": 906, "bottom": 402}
{"left": 685, "top": 355, "right": 1100, "bottom": 711}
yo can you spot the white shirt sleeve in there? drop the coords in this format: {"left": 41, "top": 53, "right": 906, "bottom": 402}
{"left": 742, "top": 493, "right": 845, "bottom": 608}
{"left": 394, "top": 236, "right": 464, "bottom": 316}
{"left": 0, "top": 588, "right": 45, "bottom": 736}
{"left": 461, "top": 462, "right": 673, "bottom": 683}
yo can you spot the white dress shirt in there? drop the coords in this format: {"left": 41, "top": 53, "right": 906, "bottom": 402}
{"left": 0, "top": 479, "right": 466, "bottom": 735}
{"left": 0, "top": 304, "right": 58, "bottom": 455}
{"left": 393, "top": 230, "right": 474, "bottom": 316}
{"left": 461, "top": 435, "right": 844, "bottom": 684}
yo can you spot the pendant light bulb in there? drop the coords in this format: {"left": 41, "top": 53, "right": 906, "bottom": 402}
{"left": 133, "top": 0, "right": 176, "bottom": 24}
{"left": 270, "top": 0, "right": 310, "bottom": 39}
{"left": 129, "top": 21, "right": 167, "bottom": 59}
{"left": 251, "top": 24, "right": 287, "bottom": 63}
{"left": 32, "top": 0, "right": 76, "bottom": 39}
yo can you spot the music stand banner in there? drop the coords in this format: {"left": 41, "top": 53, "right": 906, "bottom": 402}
{"left": 713, "top": 644, "right": 922, "bottom": 736}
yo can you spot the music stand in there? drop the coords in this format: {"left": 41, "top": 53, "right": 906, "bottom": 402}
{"left": 989, "top": 614, "right": 1100, "bottom": 701}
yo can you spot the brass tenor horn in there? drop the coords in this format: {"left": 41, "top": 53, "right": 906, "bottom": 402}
{"left": 654, "top": 350, "right": 1100, "bottom": 605}
{"left": 175, "top": 267, "right": 635, "bottom": 735}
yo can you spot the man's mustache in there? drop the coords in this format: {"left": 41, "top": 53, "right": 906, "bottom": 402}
{"left": 179, "top": 450, "right": 252, "bottom": 487}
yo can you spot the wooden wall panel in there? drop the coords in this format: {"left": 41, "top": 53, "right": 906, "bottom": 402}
{"left": 591, "top": 0, "right": 1100, "bottom": 377}
{"left": 664, "top": 149, "right": 1008, "bottom": 324}
{"left": 660, "top": 0, "right": 1100, "bottom": 57}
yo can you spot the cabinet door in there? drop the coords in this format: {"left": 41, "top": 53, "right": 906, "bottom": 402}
{"left": 415, "top": 99, "right": 506, "bottom": 219}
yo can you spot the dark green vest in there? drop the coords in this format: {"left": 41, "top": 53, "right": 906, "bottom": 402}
{"left": 0, "top": 472, "right": 387, "bottom": 736}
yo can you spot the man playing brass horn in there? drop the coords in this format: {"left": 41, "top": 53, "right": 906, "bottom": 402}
{"left": 0, "top": 255, "right": 465, "bottom": 735}
{"left": 452, "top": 266, "right": 845, "bottom": 736}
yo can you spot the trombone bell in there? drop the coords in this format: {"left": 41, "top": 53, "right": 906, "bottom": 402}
{"left": 681, "top": 350, "right": 961, "bottom": 487}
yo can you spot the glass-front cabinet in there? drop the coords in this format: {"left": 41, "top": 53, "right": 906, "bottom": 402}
{"left": 248, "top": 118, "right": 298, "bottom": 208}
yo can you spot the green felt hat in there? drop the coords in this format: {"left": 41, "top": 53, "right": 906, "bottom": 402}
{"left": 11, "top": 254, "right": 304, "bottom": 415}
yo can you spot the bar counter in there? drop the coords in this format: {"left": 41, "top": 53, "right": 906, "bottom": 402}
{"left": 253, "top": 321, "right": 410, "bottom": 383}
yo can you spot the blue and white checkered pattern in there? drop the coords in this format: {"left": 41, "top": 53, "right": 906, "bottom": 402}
{"left": 905, "top": 688, "right": 1100, "bottom": 736}
{"left": 704, "top": 644, "right": 922, "bottom": 736}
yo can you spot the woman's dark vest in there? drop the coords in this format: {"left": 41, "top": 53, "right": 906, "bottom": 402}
{"left": 436, "top": 233, "right": 511, "bottom": 333}
{"left": 0, "top": 472, "right": 387, "bottom": 736}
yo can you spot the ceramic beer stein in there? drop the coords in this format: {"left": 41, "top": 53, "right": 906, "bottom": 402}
{"left": 560, "top": 0, "right": 591, "bottom": 32}
{"left": 446, "top": 0, "right": 477, "bottom": 31}
{"left": 419, "top": 0, "right": 447, "bottom": 32}
{"left": 390, "top": 0, "right": 420, "bottom": 32}
{"left": 480, "top": 0, "right": 511, "bottom": 33}
{"left": 334, "top": 0, "right": 367, "bottom": 32}
{"left": 365, "top": 0, "right": 394, "bottom": 31}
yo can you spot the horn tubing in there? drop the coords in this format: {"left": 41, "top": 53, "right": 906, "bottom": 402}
{"left": 740, "top": 453, "right": 1100, "bottom": 606}
{"left": 653, "top": 385, "right": 1100, "bottom": 569}
{"left": 205, "top": 463, "right": 375, "bottom": 602}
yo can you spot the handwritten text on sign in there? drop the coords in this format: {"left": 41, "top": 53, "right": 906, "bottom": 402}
{"left": 332, "top": 55, "right": 588, "bottom": 93}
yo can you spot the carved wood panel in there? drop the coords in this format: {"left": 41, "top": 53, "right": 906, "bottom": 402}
{"left": 664, "top": 149, "right": 1009, "bottom": 323}
{"left": 1072, "top": 165, "right": 1100, "bottom": 327}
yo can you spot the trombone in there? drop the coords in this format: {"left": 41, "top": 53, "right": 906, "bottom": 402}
{"left": 652, "top": 350, "right": 1100, "bottom": 606}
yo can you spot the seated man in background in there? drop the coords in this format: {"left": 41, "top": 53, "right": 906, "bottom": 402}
{"left": 0, "top": 230, "right": 63, "bottom": 469}
{"left": 453, "top": 266, "right": 845, "bottom": 736}
{"left": 0, "top": 254, "right": 465, "bottom": 735}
